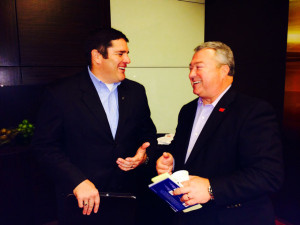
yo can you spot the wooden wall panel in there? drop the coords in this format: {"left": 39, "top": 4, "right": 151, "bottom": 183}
{"left": 0, "top": 0, "right": 19, "bottom": 66}
{"left": 22, "top": 66, "right": 85, "bottom": 85}
{"left": 16, "top": 0, "right": 110, "bottom": 67}
{"left": 0, "top": 85, "right": 44, "bottom": 127}
{"left": 0, "top": 67, "right": 21, "bottom": 86}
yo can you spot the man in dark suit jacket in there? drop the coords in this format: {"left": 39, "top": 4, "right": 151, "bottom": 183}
{"left": 156, "top": 41, "right": 284, "bottom": 225}
{"left": 32, "top": 28, "right": 157, "bottom": 224}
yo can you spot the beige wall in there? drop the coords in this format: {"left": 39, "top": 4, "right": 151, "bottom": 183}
{"left": 111, "top": 0, "right": 205, "bottom": 133}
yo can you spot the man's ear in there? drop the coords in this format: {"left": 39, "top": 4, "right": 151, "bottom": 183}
{"left": 91, "top": 49, "right": 103, "bottom": 65}
{"left": 220, "top": 64, "right": 230, "bottom": 77}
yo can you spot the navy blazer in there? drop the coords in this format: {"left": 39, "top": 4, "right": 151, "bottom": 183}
{"left": 32, "top": 69, "right": 157, "bottom": 196}
{"left": 170, "top": 88, "right": 284, "bottom": 225}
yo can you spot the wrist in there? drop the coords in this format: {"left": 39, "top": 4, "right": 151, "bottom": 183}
{"left": 208, "top": 184, "right": 215, "bottom": 201}
{"left": 143, "top": 155, "right": 149, "bottom": 165}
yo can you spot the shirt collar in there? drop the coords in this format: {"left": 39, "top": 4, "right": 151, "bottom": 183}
{"left": 87, "top": 66, "right": 121, "bottom": 91}
{"left": 198, "top": 85, "right": 231, "bottom": 107}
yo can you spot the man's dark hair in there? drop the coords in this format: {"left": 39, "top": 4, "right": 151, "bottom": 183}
{"left": 84, "top": 27, "right": 129, "bottom": 65}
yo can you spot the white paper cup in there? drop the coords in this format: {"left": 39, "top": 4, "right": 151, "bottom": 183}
{"left": 172, "top": 170, "right": 189, "bottom": 183}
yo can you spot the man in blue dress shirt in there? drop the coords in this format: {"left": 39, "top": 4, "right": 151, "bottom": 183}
{"left": 32, "top": 28, "right": 157, "bottom": 225}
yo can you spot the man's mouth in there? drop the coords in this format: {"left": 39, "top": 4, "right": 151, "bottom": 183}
{"left": 193, "top": 81, "right": 201, "bottom": 84}
{"left": 119, "top": 67, "right": 126, "bottom": 71}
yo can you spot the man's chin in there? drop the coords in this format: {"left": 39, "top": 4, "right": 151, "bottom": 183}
{"left": 193, "top": 89, "right": 201, "bottom": 96}
{"left": 119, "top": 75, "right": 125, "bottom": 82}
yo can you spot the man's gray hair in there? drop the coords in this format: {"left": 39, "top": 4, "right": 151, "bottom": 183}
{"left": 194, "top": 41, "right": 235, "bottom": 76}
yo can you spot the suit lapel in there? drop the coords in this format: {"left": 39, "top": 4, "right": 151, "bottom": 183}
{"left": 79, "top": 70, "right": 113, "bottom": 140}
{"left": 115, "top": 80, "right": 130, "bottom": 141}
{"left": 185, "top": 88, "right": 237, "bottom": 167}
{"left": 176, "top": 99, "right": 198, "bottom": 168}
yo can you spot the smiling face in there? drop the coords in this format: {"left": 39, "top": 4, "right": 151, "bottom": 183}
{"left": 189, "top": 48, "right": 232, "bottom": 104}
{"left": 91, "top": 38, "right": 131, "bottom": 83}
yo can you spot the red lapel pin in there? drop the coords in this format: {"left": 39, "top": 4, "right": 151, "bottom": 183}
{"left": 219, "top": 108, "right": 225, "bottom": 112}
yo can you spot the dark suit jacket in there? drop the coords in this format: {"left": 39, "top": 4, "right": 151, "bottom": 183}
{"left": 170, "top": 88, "right": 284, "bottom": 225}
{"left": 32, "top": 69, "right": 157, "bottom": 198}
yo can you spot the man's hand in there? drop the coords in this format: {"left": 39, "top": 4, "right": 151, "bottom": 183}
{"left": 173, "top": 176, "right": 211, "bottom": 206}
{"left": 73, "top": 179, "right": 100, "bottom": 215}
{"left": 156, "top": 152, "right": 174, "bottom": 175}
{"left": 116, "top": 142, "right": 150, "bottom": 171}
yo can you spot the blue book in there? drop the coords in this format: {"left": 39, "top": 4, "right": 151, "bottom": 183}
{"left": 148, "top": 173, "right": 202, "bottom": 213}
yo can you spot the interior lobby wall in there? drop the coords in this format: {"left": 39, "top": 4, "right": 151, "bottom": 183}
{"left": 110, "top": 0, "right": 205, "bottom": 133}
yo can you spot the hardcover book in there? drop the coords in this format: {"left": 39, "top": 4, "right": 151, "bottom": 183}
{"left": 149, "top": 172, "right": 202, "bottom": 213}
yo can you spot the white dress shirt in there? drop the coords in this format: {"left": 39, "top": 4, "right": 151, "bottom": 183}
{"left": 184, "top": 85, "right": 231, "bottom": 163}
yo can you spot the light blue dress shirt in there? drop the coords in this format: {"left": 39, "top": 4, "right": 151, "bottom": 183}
{"left": 184, "top": 85, "right": 231, "bottom": 163}
{"left": 88, "top": 67, "right": 120, "bottom": 139}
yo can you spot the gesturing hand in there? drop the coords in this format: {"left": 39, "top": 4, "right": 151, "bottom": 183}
{"left": 116, "top": 142, "right": 150, "bottom": 171}
{"left": 73, "top": 179, "right": 100, "bottom": 215}
{"left": 156, "top": 152, "right": 174, "bottom": 175}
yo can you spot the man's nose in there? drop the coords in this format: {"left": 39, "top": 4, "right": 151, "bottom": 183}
{"left": 123, "top": 54, "right": 131, "bottom": 64}
{"left": 189, "top": 67, "right": 196, "bottom": 78}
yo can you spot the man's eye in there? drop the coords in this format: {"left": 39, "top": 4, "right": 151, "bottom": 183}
{"left": 189, "top": 66, "right": 203, "bottom": 70}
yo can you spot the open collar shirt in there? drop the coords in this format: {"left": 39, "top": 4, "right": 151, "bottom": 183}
{"left": 185, "top": 85, "right": 231, "bottom": 163}
{"left": 88, "top": 66, "right": 120, "bottom": 139}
